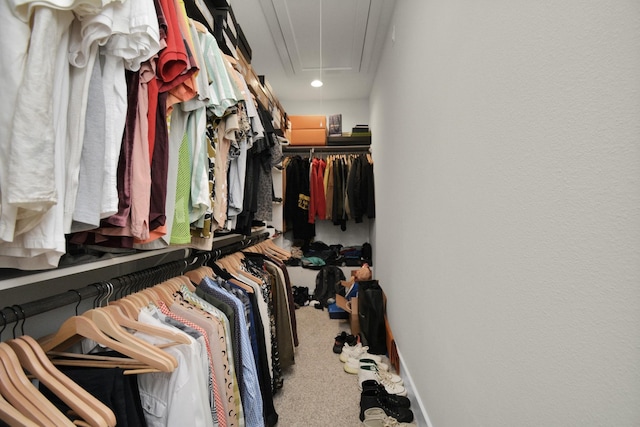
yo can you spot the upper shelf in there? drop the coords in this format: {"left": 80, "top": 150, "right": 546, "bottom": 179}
{"left": 0, "top": 227, "right": 267, "bottom": 293}
{"left": 282, "top": 145, "right": 371, "bottom": 154}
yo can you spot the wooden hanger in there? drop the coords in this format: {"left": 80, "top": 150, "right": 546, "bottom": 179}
{"left": 261, "top": 240, "right": 291, "bottom": 260}
{"left": 0, "top": 343, "right": 74, "bottom": 426}
{"left": 228, "top": 278, "right": 254, "bottom": 294}
{"left": 120, "top": 292, "right": 153, "bottom": 313}
{"left": 246, "top": 239, "right": 291, "bottom": 260}
{"left": 38, "top": 314, "right": 176, "bottom": 373}
{"left": 184, "top": 267, "right": 212, "bottom": 287}
{"left": 99, "top": 305, "right": 190, "bottom": 346}
{"left": 215, "top": 254, "right": 238, "bottom": 272}
{"left": 81, "top": 309, "right": 177, "bottom": 370}
{"left": 0, "top": 391, "right": 39, "bottom": 427}
{"left": 153, "top": 276, "right": 193, "bottom": 297}
{"left": 45, "top": 351, "right": 152, "bottom": 369}
{"left": 162, "top": 277, "right": 186, "bottom": 295}
{"left": 153, "top": 285, "right": 176, "bottom": 306}
{"left": 12, "top": 335, "right": 117, "bottom": 426}
{"left": 108, "top": 296, "right": 141, "bottom": 320}
{"left": 175, "top": 275, "right": 197, "bottom": 292}
{"left": 134, "top": 289, "right": 159, "bottom": 305}
{"left": 7, "top": 337, "right": 113, "bottom": 427}
{"left": 184, "top": 268, "right": 204, "bottom": 286}
{"left": 216, "top": 254, "right": 260, "bottom": 284}
{"left": 0, "top": 359, "right": 48, "bottom": 427}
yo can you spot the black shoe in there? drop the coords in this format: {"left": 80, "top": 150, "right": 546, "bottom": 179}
{"left": 332, "top": 332, "right": 357, "bottom": 354}
{"left": 361, "top": 380, "right": 411, "bottom": 408}
{"left": 360, "top": 390, "right": 414, "bottom": 423}
{"left": 333, "top": 331, "right": 348, "bottom": 353}
{"left": 345, "top": 334, "right": 358, "bottom": 347}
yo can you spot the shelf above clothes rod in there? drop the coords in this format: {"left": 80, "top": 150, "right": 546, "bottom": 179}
{"left": 0, "top": 228, "right": 273, "bottom": 324}
{"left": 282, "top": 145, "right": 371, "bottom": 154}
{"left": 0, "top": 247, "right": 192, "bottom": 292}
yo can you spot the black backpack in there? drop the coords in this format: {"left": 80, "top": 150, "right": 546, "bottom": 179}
{"left": 313, "top": 266, "right": 346, "bottom": 307}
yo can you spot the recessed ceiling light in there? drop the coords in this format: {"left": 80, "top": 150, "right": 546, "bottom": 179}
{"left": 311, "top": 79, "right": 323, "bottom": 88}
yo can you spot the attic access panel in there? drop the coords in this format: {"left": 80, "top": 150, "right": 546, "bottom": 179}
{"left": 262, "top": 0, "right": 373, "bottom": 75}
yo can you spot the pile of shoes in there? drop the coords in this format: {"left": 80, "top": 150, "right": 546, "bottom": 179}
{"left": 333, "top": 334, "right": 416, "bottom": 426}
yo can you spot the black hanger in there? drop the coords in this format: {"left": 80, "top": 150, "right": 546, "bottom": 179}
{"left": 13, "top": 306, "right": 25, "bottom": 337}
{"left": 210, "top": 262, "right": 233, "bottom": 280}
{"left": 0, "top": 310, "right": 6, "bottom": 341}
{"left": 67, "top": 289, "right": 82, "bottom": 316}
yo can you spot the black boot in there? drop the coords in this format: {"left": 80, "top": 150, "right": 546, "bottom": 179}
{"left": 360, "top": 390, "right": 414, "bottom": 422}
{"left": 361, "top": 380, "right": 411, "bottom": 408}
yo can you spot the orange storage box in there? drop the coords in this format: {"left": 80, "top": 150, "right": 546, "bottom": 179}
{"left": 290, "top": 129, "right": 326, "bottom": 146}
{"left": 289, "top": 115, "right": 326, "bottom": 130}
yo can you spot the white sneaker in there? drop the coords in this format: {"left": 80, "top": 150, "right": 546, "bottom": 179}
{"left": 362, "top": 408, "right": 416, "bottom": 426}
{"left": 344, "top": 358, "right": 360, "bottom": 374}
{"left": 358, "top": 357, "right": 389, "bottom": 371}
{"left": 377, "top": 369, "right": 403, "bottom": 385}
{"left": 359, "top": 363, "right": 402, "bottom": 384}
{"left": 345, "top": 357, "right": 388, "bottom": 374}
{"left": 340, "top": 343, "right": 382, "bottom": 363}
{"left": 359, "top": 365, "right": 407, "bottom": 396}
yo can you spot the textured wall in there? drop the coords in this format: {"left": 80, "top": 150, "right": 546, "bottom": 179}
{"left": 370, "top": 1, "right": 640, "bottom": 426}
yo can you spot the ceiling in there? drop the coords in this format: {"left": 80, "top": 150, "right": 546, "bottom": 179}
{"left": 231, "top": 0, "right": 396, "bottom": 103}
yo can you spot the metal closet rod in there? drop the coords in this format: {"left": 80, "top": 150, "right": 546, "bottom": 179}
{"left": 0, "top": 232, "right": 271, "bottom": 329}
{"left": 0, "top": 258, "right": 188, "bottom": 329}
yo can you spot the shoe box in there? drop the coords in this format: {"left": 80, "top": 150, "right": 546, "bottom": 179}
{"left": 327, "top": 302, "right": 349, "bottom": 320}
{"left": 334, "top": 294, "right": 359, "bottom": 336}
{"left": 289, "top": 115, "right": 327, "bottom": 146}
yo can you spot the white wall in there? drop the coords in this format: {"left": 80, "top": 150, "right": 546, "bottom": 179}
{"left": 370, "top": 1, "right": 640, "bottom": 426}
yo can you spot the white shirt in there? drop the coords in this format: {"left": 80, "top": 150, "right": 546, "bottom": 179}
{"left": 100, "top": 52, "right": 127, "bottom": 219}
{"left": 71, "top": 57, "right": 106, "bottom": 232}
{"left": 136, "top": 307, "right": 215, "bottom": 427}
{"left": 6, "top": 7, "right": 67, "bottom": 231}
{"left": 64, "top": 0, "right": 119, "bottom": 233}
{"left": 106, "top": 0, "right": 160, "bottom": 72}
{"left": 0, "top": 8, "right": 72, "bottom": 270}
{"left": 64, "top": 37, "right": 99, "bottom": 234}
{"left": 0, "top": 0, "right": 31, "bottom": 243}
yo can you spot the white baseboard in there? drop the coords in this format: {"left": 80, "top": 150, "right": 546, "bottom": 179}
{"left": 397, "top": 348, "right": 433, "bottom": 427}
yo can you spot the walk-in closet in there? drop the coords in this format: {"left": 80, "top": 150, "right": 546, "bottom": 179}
{"left": 1, "top": 0, "right": 638, "bottom": 426}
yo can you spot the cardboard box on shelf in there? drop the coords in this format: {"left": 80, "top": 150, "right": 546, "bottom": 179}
{"left": 289, "top": 115, "right": 326, "bottom": 130}
{"left": 290, "top": 129, "right": 326, "bottom": 146}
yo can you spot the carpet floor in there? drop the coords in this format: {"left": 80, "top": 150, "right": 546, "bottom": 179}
{"left": 273, "top": 305, "right": 365, "bottom": 426}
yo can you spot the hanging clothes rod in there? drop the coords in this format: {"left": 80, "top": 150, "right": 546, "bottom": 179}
{"left": 0, "top": 259, "right": 188, "bottom": 329}
{"left": 282, "top": 145, "right": 371, "bottom": 155}
{"left": 0, "top": 231, "right": 271, "bottom": 329}
{"left": 211, "top": 231, "right": 270, "bottom": 260}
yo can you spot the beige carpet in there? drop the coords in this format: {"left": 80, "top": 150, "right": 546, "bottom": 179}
{"left": 273, "top": 305, "right": 366, "bottom": 426}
